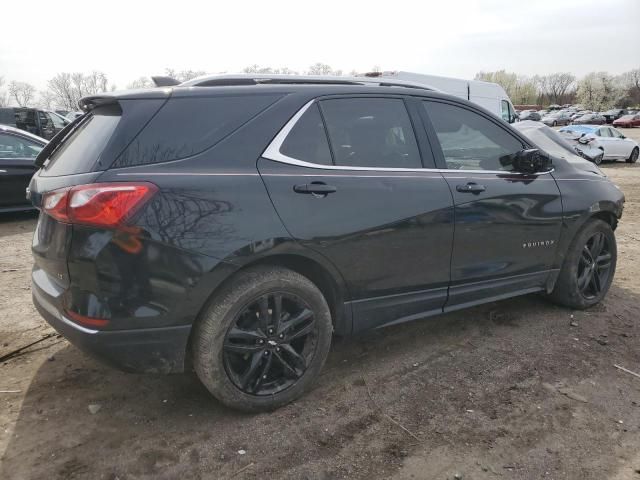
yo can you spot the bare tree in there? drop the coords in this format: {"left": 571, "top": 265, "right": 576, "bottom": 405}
{"left": 542, "top": 73, "right": 576, "bottom": 104}
{"left": 127, "top": 76, "right": 155, "bottom": 89}
{"left": 47, "top": 71, "right": 112, "bottom": 110}
{"left": 242, "top": 65, "right": 299, "bottom": 75}
{"left": 307, "top": 63, "right": 340, "bottom": 76}
{"left": 0, "top": 77, "right": 7, "bottom": 107}
{"left": 618, "top": 68, "right": 640, "bottom": 105}
{"left": 165, "top": 68, "right": 207, "bottom": 82}
{"left": 8, "top": 81, "right": 36, "bottom": 107}
{"left": 37, "top": 90, "right": 57, "bottom": 110}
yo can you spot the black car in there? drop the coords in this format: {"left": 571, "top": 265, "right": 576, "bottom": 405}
{"left": 0, "top": 125, "right": 46, "bottom": 212}
{"left": 29, "top": 75, "right": 624, "bottom": 412}
{"left": 0, "top": 107, "right": 69, "bottom": 140}
{"left": 573, "top": 113, "right": 606, "bottom": 125}
{"left": 602, "top": 109, "right": 627, "bottom": 124}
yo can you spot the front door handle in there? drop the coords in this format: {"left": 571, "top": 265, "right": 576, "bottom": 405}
{"left": 456, "top": 182, "right": 486, "bottom": 194}
{"left": 293, "top": 183, "right": 337, "bottom": 195}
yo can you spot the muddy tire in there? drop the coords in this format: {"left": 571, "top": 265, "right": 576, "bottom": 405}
{"left": 549, "top": 219, "right": 616, "bottom": 309}
{"left": 193, "top": 266, "right": 332, "bottom": 412}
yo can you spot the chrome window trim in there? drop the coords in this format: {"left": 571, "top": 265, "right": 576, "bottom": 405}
{"left": 261, "top": 100, "right": 554, "bottom": 176}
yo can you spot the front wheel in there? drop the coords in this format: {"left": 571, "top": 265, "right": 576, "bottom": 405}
{"left": 593, "top": 151, "right": 603, "bottom": 165}
{"left": 627, "top": 147, "right": 639, "bottom": 164}
{"left": 549, "top": 219, "right": 616, "bottom": 309}
{"left": 193, "top": 266, "right": 333, "bottom": 412}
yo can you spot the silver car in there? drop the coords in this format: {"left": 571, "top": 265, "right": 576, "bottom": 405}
{"left": 542, "top": 112, "right": 572, "bottom": 127}
{"left": 559, "top": 125, "right": 639, "bottom": 164}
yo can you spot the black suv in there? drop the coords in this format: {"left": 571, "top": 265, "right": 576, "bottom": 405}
{"left": 0, "top": 107, "right": 69, "bottom": 140}
{"left": 29, "top": 75, "right": 624, "bottom": 411}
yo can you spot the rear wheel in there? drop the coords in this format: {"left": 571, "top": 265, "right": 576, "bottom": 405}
{"left": 193, "top": 266, "right": 332, "bottom": 412}
{"left": 627, "top": 147, "right": 639, "bottom": 164}
{"left": 549, "top": 219, "right": 616, "bottom": 309}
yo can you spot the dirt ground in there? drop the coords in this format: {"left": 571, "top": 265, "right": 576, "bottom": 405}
{"left": 2, "top": 129, "right": 640, "bottom": 480}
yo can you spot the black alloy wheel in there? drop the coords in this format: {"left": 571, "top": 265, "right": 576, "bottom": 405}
{"left": 223, "top": 292, "right": 317, "bottom": 396}
{"left": 576, "top": 232, "right": 612, "bottom": 300}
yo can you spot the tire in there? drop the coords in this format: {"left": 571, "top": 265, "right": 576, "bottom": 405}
{"left": 549, "top": 219, "right": 616, "bottom": 309}
{"left": 593, "top": 151, "right": 603, "bottom": 165}
{"left": 553, "top": 121, "right": 557, "bottom": 127}
{"left": 627, "top": 147, "right": 639, "bottom": 164}
{"left": 193, "top": 265, "right": 332, "bottom": 412}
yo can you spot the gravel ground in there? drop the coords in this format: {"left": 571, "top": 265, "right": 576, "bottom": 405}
{"left": 1, "top": 128, "right": 640, "bottom": 480}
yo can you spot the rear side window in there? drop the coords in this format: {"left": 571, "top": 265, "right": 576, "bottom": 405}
{"left": 280, "top": 104, "right": 332, "bottom": 165}
{"left": 320, "top": 98, "right": 422, "bottom": 168}
{"left": 0, "top": 109, "right": 16, "bottom": 126}
{"left": 113, "top": 94, "right": 281, "bottom": 168}
{"left": 43, "top": 104, "right": 122, "bottom": 177}
{"left": 423, "top": 101, "right": 523, "bottom": 171}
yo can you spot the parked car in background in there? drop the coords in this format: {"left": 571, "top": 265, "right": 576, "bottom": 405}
{"left": 518, "top": 110, "right": 541, "bottom": 121}
{"left": 0, "top": 107, "right": 69, "bottom": 140}
{"left": 516, "top": 120, "right": 604, "bottom": 165}
{"left": 612, "top": 114, "right": 640, "bottom": 128}
{"left": 542, "top": 112, "right": 572, "bottom": 126}
{"left": 602, "top": 109, "right": 627, "bottom": 124}
{"left": 29, "top": 75, "right": 624, "bottom": 411}
{"left": 0, "top": 125, "right": 46, "bottom": 212}
{"left": 573, "top": 113, "right": 606, "bottom": 125}
{"left": 559, "top": 125, "right": 639, "bottom": 163}
{"left": 571, "top": 111, "right": 591, "bottom": 121}
{"left": 65, "top": 111, "right": 84, "bottom": 121}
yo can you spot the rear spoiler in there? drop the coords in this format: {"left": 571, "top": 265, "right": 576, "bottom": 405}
{"left": 151, "top": 76, "right": 180, "bottom": 87}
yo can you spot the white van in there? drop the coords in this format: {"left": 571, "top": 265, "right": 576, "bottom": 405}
{"left": 362, "top": 71, "right": 518, "bottom": 123}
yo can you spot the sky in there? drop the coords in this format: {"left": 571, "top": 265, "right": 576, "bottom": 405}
{"left": 2, "top": 0, "right": 639, "bottom": 91}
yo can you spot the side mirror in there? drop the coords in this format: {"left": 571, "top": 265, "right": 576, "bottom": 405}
{"left": 500, "top": 148, "right": 552, "bottom": 174}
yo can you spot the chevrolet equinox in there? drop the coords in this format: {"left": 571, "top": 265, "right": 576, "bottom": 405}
{"left": 29, "top": 75, "right": 624, "bottom": 411}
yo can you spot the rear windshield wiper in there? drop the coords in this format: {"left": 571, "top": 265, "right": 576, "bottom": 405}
{"left": 34, "top": 113, "right": 89, "bottom": 168}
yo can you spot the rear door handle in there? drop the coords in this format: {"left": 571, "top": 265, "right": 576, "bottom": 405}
{"left": 293, "top": 183, "right": 337, "bottom": 195}
{"left": 456, "top": 182, "right": 486, "bottom": 194}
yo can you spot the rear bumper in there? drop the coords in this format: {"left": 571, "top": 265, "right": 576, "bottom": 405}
{"left": 32, "top": 269, "right": 191, "bottom": 373}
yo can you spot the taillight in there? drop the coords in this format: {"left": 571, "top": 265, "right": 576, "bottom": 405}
{"left": 42, "top": 182, "right": 157, "bottom": 228}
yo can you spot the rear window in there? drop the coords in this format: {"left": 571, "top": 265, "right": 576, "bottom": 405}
{"left": 112, "top": 94, "right": 281, "bottom": 168}
{"left": 43, "top": 105, "right": 121, "bottom": 176}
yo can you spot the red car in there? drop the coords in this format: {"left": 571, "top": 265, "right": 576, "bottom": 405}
{"left": 613, "top": 114, "right": 640, "bottom": 128}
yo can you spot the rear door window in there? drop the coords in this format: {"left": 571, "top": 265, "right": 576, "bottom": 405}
{"left": 319, "top": 98, "right": 422, "bottom": 168}
{"left": 279, "top": 104, "right": 332, "bottom": 165}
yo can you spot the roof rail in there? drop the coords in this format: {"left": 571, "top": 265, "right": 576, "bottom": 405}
{"left": 178, "top": 74, "right": 437, "bottom": 91}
